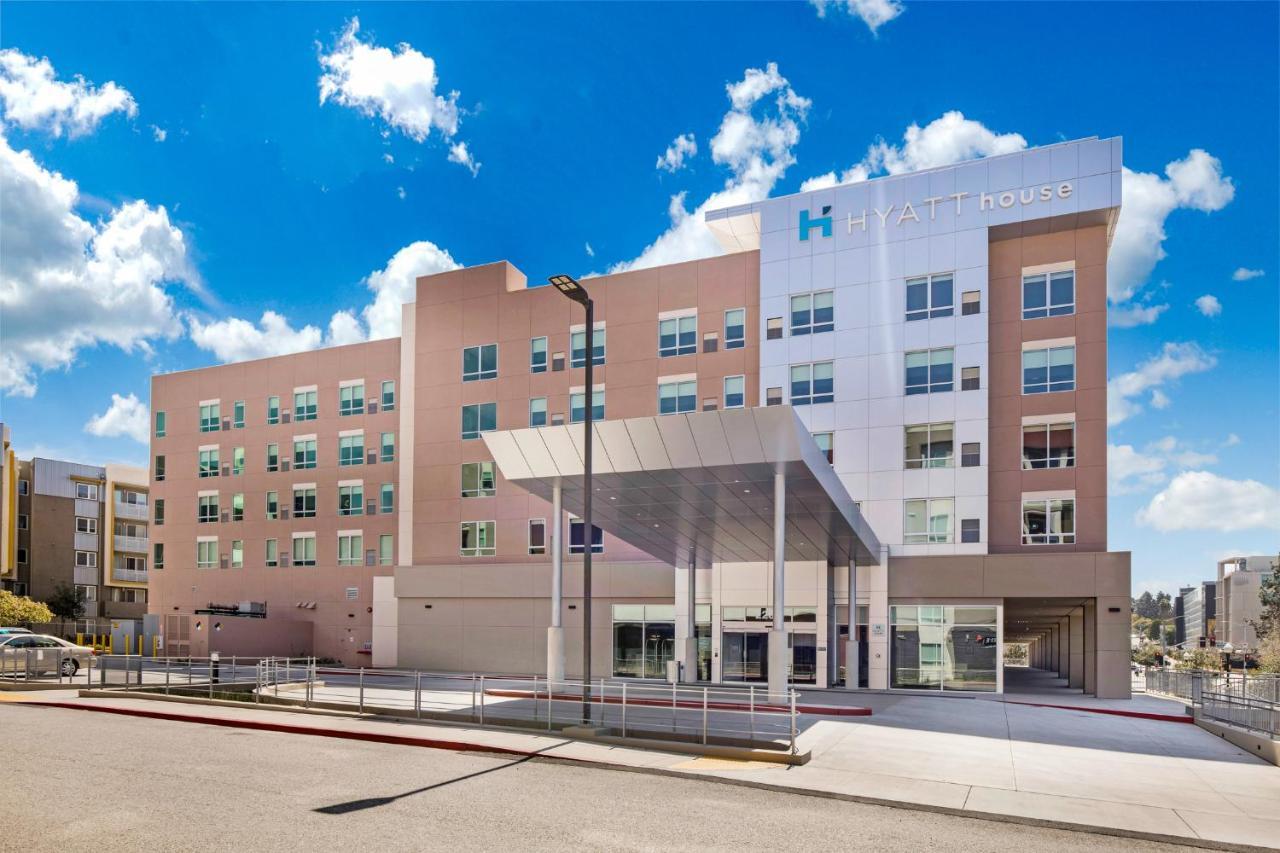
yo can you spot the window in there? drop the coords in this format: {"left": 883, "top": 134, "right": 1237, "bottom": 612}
{"left": 294, "top": 390, "right": 317, "bottom": 421}
{"left": 461, "top": 403, "right": 497, "bottom": 439}
{"left": 766, "top": 386, "right": 783, "bottom": 406}
{"left": 155, "top": 411, "right": 166, "bottom": 438}
{"left": 961, "top": 290, "right": 981, "bottom": 316}
{"left": 1023, "top": 269, "right": 1075, "bottom": 319}
{"left": 658, "top": 380, "right": 697, "bottom": 415}
{"left": 266, "top": 491, "right": 279, "bottom": 520}
{"left": 570, "top": 326, "right": 605, "bottom": 368}
{"left": 267, "top": 395, "right": 281, "bottom": 425}
{"left": 724, "top": 375, "right": 745, "bottom": 409}
{"left": 232, "top": 447, "right": 245, "bottom": 475}
{"left": 75, "top": 482, "right": 99, "bottom": 500}
{"left": 813, "top": 432, "right": 834, "bottom": 464}
{"left": 379, "top": 534, "right": 393, "bottom": 566}
{"left": 528, "top": 519, "right": 546, "bottom": 555}
{"left": 75, "top": 550, "right": 97, "bottom": 568}
{"left": 230, "top": 540, "right": 243, "bottom": 568}
{"left": 380, "top": 432, "right": 395, "bottom": 463}
{"left": 791, "top": 291, "right": 834, "bottom": 335}
{"left": 659, "top": 315, "right": 697, "bottom": 357}
{"left": 724, "top": 308, "right": 746, "bottom": 349}
{"left": 293, "top": 534, "right": 317, "bottom": 566}
{"left": 961, "top": 442, "right": 982, "bottom": 468}
{"left": 529, "top": 397, "right": 547, "bottom": 427}
{"left": 18, "top": 514, "right": 30, "bottom": 531}
{"left": 1022, "top": 422, "right": 1075, "bottom": 469}
{"left": 154, "top": 499, "right": 165, "bottom": 526}
{"left": 338, "top": 533, "right": 364, "bottom": 566}
{"left": 569, "top": 389, "right": 604, "bottom": 423}
{"left": 905, "top": 348, "right": 954, "bottom": 395}
{"left": 904, "top": 424, "right": 954, "bottom": 469}
{"left": 460, "top": 521, "right": 496, "bottom": 557}
{"left": 233, "top": 401, "right": 245, "bottom": 429}
{"left": 231, "top": 493, "right": 244, "bottom": 521}
{"left": 265, "top": 538, "right": 278, "bottom": 567}
{"left": 961, "top": 366, "right": 981, "bottom": 391}
{"left": 18, "top": 479, "right": 29, "bottom": 496}
{"left": 198, "top": 495, "right": 218, "bottom": 523}
{"left": 17, "top": 547, "right": 28, "bottom": 564}
{"left": 1022, "top": 498, "right": 1075, "bottom": 544}
{"left": 338, "top": 484, "right": 364, "bottom": 516}
{"left": 75, "top": 584, "right": 97, "bottom": 602}
{"left": 904, "top": 498, "right": 954, "bottom": 544}
{"left": 461, "top": 462, "right": 496, "bottom": 498}
{"left": 1022, "top": 345, "right": 1075, "bottom": 394}
{"left": 197, "top": 540, "right": 218, "bottom": 569}
{"left": 790, "top": 362, "right": 834, "bottom": 406}
{"left": 463, "top": 344, "right": 498, "bottom": 382}
{"left": 765, "top": 317, "right": 783, "bottom": 340}
{"left": 380, "top": 483, "right": 394, "bottom": 514}
{"left": 905, "top": 274, "right": 954, "bottom": 321}
{"left": 199, "top": 402, "right": 220, "bottom": 432}
{"left": 530, "top": 337, "right": 548, "bottom": 374}
{"left": 293, "top": 439, "right": 317, "bottom": 469}
{"left": 198, "top": 448, "right": 219, "bottom": 478}
{"left": 339, "top": 383, "right": 365, "bottom": 416}
{"left": 155, "top": 455, "right": 165, "bottom": 481}
{"left": 570, "top": 519, "right": 603, "bottom": 554}
{"left": 961, "top": 518, "right": 981, "bottom": 544}
{"left": 293, "top": 487, "right": 316, "bottom": 519}
{"left": 153, "top": 543, "right": 164, "bottom": 570}
{"left": 339, "top": 434, "right": 364, "bottom": 466}
{"left": 266, "top": 443, "right": 279, "bottom": 472}
{"left": 381, "top": 380, "right": 396, "bottom": 411}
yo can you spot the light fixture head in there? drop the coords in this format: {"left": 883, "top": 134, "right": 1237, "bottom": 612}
{"left": 549, "top": 273, "right": 590, "bottom": 305}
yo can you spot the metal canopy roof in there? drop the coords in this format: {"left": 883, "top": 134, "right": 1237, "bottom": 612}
{"left": 482, "top": 406, "right": 882, "bottom": 570}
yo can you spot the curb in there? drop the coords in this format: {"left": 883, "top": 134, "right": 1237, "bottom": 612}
{"left": 10, "top": 697, "right": 1266, "bottom": 852}
{"left": 999, "top": 700, "right": 1194, "bottom": 724}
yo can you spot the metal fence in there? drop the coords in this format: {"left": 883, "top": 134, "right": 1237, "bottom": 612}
{"left": 1144, "top": 668, "right": 1280, "bottom": 705}
{"left": 1200, "top": 691, "right": 1280, "bottom": 737}
{"left": 0, "top": 647, "right": 89, "bottom": 684}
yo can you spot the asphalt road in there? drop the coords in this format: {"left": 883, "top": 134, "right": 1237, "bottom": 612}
{"left": 0, "top": 704, "right": 1205, "bottom": 853}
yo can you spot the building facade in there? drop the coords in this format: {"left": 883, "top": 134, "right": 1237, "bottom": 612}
{"left": 150, "top": 136, "right": 1131, "bottom": 697}
{"left": 1178, "top": 581, "right": 1217, "bottom": 648}
{"left": 1216, "top": 556, "right": 1276, "bottom": 651}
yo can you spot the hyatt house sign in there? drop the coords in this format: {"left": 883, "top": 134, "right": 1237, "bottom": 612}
{"left": 798, "top": 181, "right": 1076, "bottom": 241}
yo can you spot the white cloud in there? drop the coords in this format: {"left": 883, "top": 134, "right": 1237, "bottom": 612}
{"left": 1194, "top": 294, "right": 1221, "bottom": 317}
{"left": 396, "top": 186, "right": 406, "bottom": 200}
{"left": 150, "top": 124, "right": 166, "bottom": 142}
{"left": 656, "top": 133, "right": 697, "bottom": 172}
{"left": 584, "top": 242, "right": 594, "bottom": 258}
{"left": 1108, "top": 302, "right": 1168, "bottom": 328}
{"left": 612, "top": 63, "right": 810, "bottom": 273}
{"left": 801, "top": 110, "right": 1025, "bottom": 193}
{"left": 1109, "top": 150, "right": 1234, "bottom": 302}
{"left": 1137, "top": 471, "right": 1280, "bottom": 532}
{"left": 0, "top": 48, "right": 136, "bottom": 137}
{"left": 1150, "top": 388, "right": 1171, "bottom": 410}
{"left": 1108, "top": 436, "right": 1219, "bottom": 495}
{"left": 84, "top": 393, "right": 150, "bottom": 444}
{"left": 1232, "top": 267, "right": 1264, "bottom": 281}
{"left": 0, "top": 134, "right": 192, "bottom": 396}
{"left": 188, "top": 311, "right": 328, "bottom": 363}
{"left": 809, "top": 0, "right": 905, "bottom": 33}
{"left": 382, "top": 152, "right": 394, "bottom": 164}
{"left": 360, "top": 240, "right": 460, "bottom": 339}
{"left": 318, "top": 18, "right": 475, "bottom": 173}
{"left": 1107, "top": 342, "right": 1216, "bottom": 425}
{"left": 1224, "top": 433, "right": 1241, "bottom": 447}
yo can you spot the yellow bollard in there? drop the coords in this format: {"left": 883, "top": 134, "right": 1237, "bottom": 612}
{"left": 137, "top": 635, "right": 143, "bottom": 655}
{"left": 107, "top": 636, "right": 114, "bottom": 654}
{"left": 77, "top": 633, "right": 84, "bottom": 646}
{"left": 152, "top": 636, "right": 159, "bottom": 658}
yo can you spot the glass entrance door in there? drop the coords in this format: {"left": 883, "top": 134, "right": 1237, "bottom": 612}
{"left": 721, "top": 631, "right": 768, "bottom": 682}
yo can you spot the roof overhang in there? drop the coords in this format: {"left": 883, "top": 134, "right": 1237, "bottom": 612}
{"left": 482, "top": 406, "right": 881, "bottom": 569}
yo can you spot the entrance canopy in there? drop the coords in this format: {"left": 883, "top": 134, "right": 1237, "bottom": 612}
{"left": 482, "top": 406, "right": 881, "bottom": 569}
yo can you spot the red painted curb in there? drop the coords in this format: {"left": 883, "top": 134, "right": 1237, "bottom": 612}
{"left": 15, "top": 700, "right": 539, "bottom": 756}
{"left": 485, "top": 688, "right": 872, "bottom": 717}
{"left": 1001, "top": 700, "right": 1193, "bottom": 724}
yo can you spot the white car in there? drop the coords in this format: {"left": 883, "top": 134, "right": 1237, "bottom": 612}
{"left": 0, "top": 634, "right": 95, "bottom": 678}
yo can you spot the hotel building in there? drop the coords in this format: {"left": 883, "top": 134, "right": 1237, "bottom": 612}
{"left": 149, "top": 137, "right": 1131, "bottom": 697}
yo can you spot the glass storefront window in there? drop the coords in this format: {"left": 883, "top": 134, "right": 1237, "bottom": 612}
{"left": 889, "top": 604, "right": 998, "bottom": 692}
{"left": 610, "top": 604, "right": 709, "bottom": 680}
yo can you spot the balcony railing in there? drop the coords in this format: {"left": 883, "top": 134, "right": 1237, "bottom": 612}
{"left": 112, "top": 567, "right": 148, "bottom": 583}
{"left": 114, "top": 534, "right": 149, "bottom": 553}
{"left": 114, "top": 500, "right": 149, "bottom": 521}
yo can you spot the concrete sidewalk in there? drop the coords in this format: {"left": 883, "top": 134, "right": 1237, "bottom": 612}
{"left": 6, "top": 688, "right": 1278, "bottom": 850}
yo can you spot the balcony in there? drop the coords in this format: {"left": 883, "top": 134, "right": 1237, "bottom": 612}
{"left": 112, "top": 567, "right": 149, "bottom": 583}
{"left": 115, "top": 500, "right": 149, "bottom": 521}
{"left": 114, "top": 534, "right": 149, "bottom": 553}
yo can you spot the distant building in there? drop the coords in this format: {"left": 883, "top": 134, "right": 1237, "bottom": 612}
{"left": 0, "top": 423, "right": 15, "bottom": 586}
{"left": 1174, "top": 586, "right": 1191, "bottom": 647}
{"left": 1177, "top": 581, "right": 1216, "bottom": 648}
{"left": 1216, "top": 556, "right": 1276, "bottom": 651}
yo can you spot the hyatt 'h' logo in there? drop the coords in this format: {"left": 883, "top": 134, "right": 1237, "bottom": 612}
{"left": 799, "top": 206, "right": 833, "bottom": 241}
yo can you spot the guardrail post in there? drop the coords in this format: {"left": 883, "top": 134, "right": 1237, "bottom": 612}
{"left": 547, "top": 677, "right": 554, "bottom": 731}
{"left": 533, "top": 674, "right": 539, "bottom": 724}
{"left": 790, "top": 690, "right": 798, "bottom": 754}
{"left": 415, "top": 670, "right": 421, "bottom": 719}
{"left": 358, "top": 668, "right": 365, "bottom": 714}
{"left": 702, "top": 687, "right": 708, "bottom": 745}
{"left": 100, "top": 654, "right": 106, "bottom": 687}
{"left": 479, "top": 675, "right": 485, "bottom": 726}
{"left": 621, "top": 682, "right": 628, "bottom": 738}
{"left": 471, "top": 673, "right": 477, "bottom": 722}
{"left": 749, "top": 685, "right": 755, "bottom": 740}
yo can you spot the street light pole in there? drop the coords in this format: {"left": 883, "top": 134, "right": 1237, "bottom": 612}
{"left": 549, "top": 274, "right": 594, "bottom": 725}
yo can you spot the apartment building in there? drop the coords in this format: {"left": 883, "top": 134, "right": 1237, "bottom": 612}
{"left": 1177, "top": 581, "right": 1217, "bottom": 648}
{"left": 1216, "top": 556, "right": 1277, "bottom": 650}
{"left": 5, "top": 458, "right": 151, "bottom": 622}
{"left": 151, "top": 136, "right": 1131, "bottom": 697}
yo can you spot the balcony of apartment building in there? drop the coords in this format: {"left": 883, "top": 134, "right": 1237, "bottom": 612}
{"left": 113, "top": 533, "right": 149, "bottom": 554}
{"left": 111, "top": 555, "right": 148, "bottom": 584}
{"left": 114, "top": 497, "right": 149, "bottom": 522}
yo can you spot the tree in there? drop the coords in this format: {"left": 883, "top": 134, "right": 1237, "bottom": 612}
{"left": 1155, "top": 591, "right": 1174, "bottom": 621}
{"left": 45, "top": 583, "right": 84, "bottom": 629}
{"left": 1176, "top": 647, "right": 1223, "bottom": 671}
{"left": 1251, "top": 562, "right": 1280, "bottom": 640}
{"left": 0, "top": 590, "right": 54, "bottom": 625}
{"left": 1134, "top": 591, "right": 1158, "bottom": 619}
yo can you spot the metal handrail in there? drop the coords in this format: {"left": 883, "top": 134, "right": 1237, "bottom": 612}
{"left": 1200, "top": 690, "right": 1280, "bottom": 738}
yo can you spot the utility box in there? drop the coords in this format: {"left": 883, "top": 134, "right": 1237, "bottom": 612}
{"left": 666, "top": 660, "right": 683, "bottom": 684}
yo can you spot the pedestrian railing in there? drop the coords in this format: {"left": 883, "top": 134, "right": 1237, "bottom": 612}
{"left": 0, "top": 647, "right": 90, "bottom": 684}
{"left": 1144, "top": 669, "right": 1280, "bottom": 705}
{"left": 1200, "top": 690, "right": 1280, "bottom": 738}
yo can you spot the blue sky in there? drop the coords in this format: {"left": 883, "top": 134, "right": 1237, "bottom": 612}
{"left": 2, "top": 1, "right": 1277, "bottom": 594}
